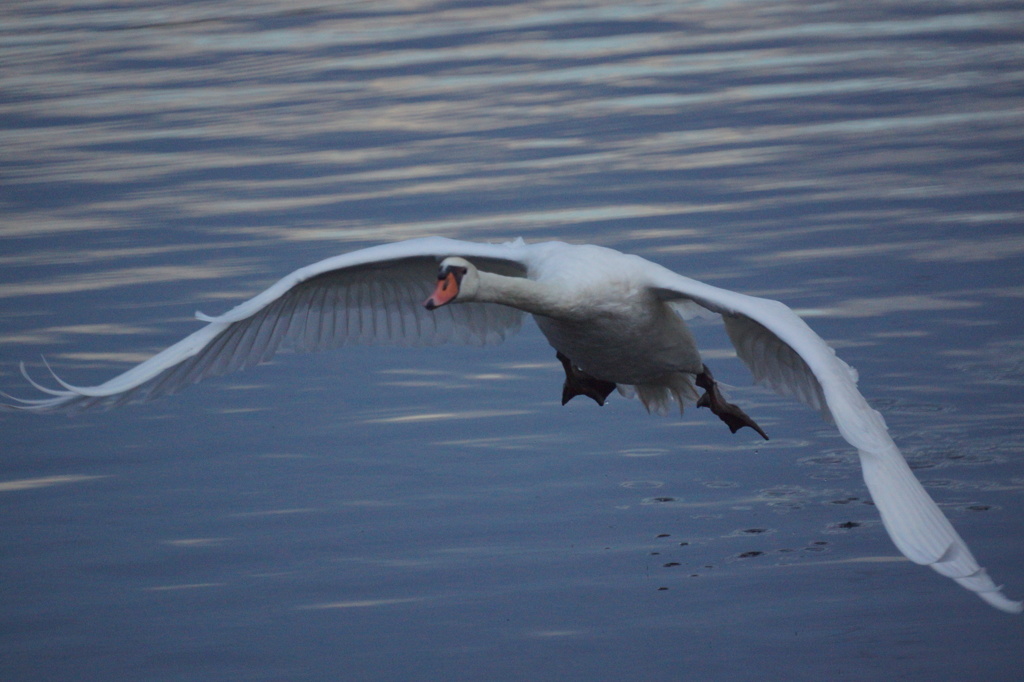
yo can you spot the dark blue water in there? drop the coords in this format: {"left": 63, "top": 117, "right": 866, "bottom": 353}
{"left": 3, "top": 1, "right": 1023, "bottom": 680}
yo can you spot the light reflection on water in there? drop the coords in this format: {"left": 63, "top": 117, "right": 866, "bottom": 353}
{"left": 2, "top": 1, "right": 1023, "bottom": 680}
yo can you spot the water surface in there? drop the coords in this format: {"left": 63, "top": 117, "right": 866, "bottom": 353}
{"left": 2, "top": 1, "right": 1023, "bottom": 680}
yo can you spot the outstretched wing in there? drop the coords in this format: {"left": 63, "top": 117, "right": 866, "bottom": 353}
{"left": 3, "top": 237, "right": 530, "bottom": 412}
{"left": 651, "top": 267, "right": 1022, "bottom": 614}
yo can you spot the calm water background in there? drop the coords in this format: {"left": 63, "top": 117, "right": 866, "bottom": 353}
{"left": 2, "top": 1, "right": 1023, "bottom": 679}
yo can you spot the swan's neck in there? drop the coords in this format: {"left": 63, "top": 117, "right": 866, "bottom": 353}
{"left": 474, "top": 272, "right": 566, "bottom": 317}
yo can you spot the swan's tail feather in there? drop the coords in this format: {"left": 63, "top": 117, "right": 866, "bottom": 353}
{"left": 618, "top": 374, "right": 700, "bottom": 416}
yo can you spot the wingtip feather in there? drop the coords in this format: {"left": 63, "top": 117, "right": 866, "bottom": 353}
{"left": 20, "top": 360, "right": 72, "bottom": 397}
{"left": 973, "top": 586, "right": 1024, "bottom": 614}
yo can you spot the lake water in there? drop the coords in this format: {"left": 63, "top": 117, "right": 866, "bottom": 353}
{"left": 2, "top": 1, "right": 1023, "bottom": 680}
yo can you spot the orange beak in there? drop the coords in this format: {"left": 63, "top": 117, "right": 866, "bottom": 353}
{"left": 424, "top": 272, "right": 460, "bottom": 310}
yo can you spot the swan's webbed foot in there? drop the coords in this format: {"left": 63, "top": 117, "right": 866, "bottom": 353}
{"left": 557, "top": 351, "right": 616, "bottom": 407}
{"left": 695, "top": 364, "right": 769, "bottom": 440}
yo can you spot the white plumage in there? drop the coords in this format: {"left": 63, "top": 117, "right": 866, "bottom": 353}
{"left": 4, "top": 236, "right": 1019, "bottom": 613}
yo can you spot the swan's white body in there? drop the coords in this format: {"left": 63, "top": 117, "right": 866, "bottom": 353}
{"left": 5, "top": 237, "right": 1019, "bottom": 613}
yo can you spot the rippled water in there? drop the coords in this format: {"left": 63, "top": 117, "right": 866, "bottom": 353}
{"left": 3, "top": 1, "right": 1023, "bottom": 680}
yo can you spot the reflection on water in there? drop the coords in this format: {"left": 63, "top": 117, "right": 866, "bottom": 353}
{"left": 2, "top": 1, "right": 1023, "bottom": 681}
{"left": 364, "top": 409, "right": 535, "bottom": 424}
{"left": 0, "top": 474, "right": 107, "bottom": 492}
{"left": 5, "top": 1, "right": 1023, "bottom": 255}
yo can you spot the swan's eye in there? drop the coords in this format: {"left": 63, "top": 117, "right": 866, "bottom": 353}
{"left": 438, "top": 264, "right": 467, "bottom": 283}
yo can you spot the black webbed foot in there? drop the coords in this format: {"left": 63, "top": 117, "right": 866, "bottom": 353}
{"left": 557, "top": 351, "right": 616, "bottom": 406}
{"left": 695, "top": 364, "right": 769, "bottom": 440}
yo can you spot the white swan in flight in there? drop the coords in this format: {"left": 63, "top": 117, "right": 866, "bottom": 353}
{"left": 4, "top": 237, "right": 1020, "bottom": 613}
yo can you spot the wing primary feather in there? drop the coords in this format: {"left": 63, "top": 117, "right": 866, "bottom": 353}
{"left": 204, "top": 319, "right": 254, "bottom": 376}
{"left": 306, "top": 284, "right": 330, "bottom": 351}
{"left": 385, "top": 279, "right": 407, "bottom": 345}
{"left": 285, "top": 284, "right": 316, "bottom": 352}
{"left": 371, "top": 277, "right": 390, "bottom": 343}
{"left": 333, "top": 285, "right": 351, "bottom": 345}
{"left": 294, "top": 285, "right": 319, "bottom": 352}
{"left": 250, "top": 300, "right": 285, "bottom": 363}
{"left": 21, "top": 360, "right": 69, "bottom": 397}
{"left": 354, "top": 279, "right": 370, "bottom": 342}
{"left": 318, "top": 286, "right": 338, "bottom": 350}
{"left": 374, "top": 279, "right": 394, "bottom": 343}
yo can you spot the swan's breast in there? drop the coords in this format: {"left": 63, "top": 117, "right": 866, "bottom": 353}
{"left": 532, "top": 292, "right": 703, "bottom": 385}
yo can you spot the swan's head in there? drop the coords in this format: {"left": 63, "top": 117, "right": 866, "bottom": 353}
{"left": 424, "top": 257, "right": 479, "bottom": 310}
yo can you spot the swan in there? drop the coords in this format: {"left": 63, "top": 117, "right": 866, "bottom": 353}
{"left": 3, "top": 236, "right": 1020, "bottom": 613}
